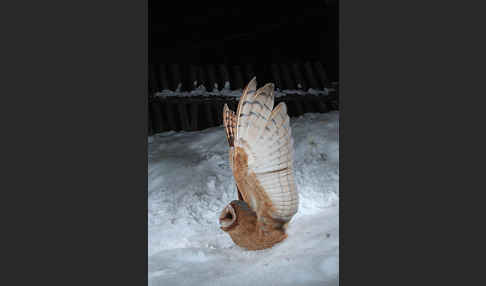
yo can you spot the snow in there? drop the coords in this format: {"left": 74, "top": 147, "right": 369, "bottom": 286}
{"left": 148, "top": 111, "right": 339, "bottom": 286}
{"left": 154, "top": 85, "right": 330, "bottom": 98}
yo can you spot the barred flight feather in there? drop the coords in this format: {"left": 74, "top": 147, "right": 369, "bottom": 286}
{"left": 225, "top": 77, "right": 298, "bottom": 223}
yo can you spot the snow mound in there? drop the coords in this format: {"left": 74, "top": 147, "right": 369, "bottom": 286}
{"left": 148, "top": 111, "right": 339, "bottom": 286}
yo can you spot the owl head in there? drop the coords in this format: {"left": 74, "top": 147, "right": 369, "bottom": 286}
{"left": 219, "top": 200, "right": 255, "bottom": 231}
{"left": 219, "top": 203, "right": 237, "bottom": 231}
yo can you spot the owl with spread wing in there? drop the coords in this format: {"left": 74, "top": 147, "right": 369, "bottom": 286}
{"left": 219, "top": 77, "right": 299, "bottom": 250}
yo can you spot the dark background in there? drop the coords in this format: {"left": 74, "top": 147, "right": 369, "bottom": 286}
{"left": 149, "top": 1, "right": 338, "bottom": 82}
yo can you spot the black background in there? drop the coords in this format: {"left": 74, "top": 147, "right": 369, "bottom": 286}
{"left": 150, "top": 1, "right": 338, "bottom": 81}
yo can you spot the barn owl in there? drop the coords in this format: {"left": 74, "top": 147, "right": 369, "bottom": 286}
{"left": 219, "top": 77, "right": 299, "bottom": 250}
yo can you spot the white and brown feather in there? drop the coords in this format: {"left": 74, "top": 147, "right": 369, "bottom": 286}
{"left": 223, "top": 104, "right": 237, "bottom": 147}
{"left": 221, "top": 77, "right": 299, "bottom": 249}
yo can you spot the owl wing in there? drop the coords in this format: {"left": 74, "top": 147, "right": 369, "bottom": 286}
{"left": 233, "top": 77, "right": 299, "bottom": 224}
{"left": 223, "top": 103, "right": 244, "bottom": 201}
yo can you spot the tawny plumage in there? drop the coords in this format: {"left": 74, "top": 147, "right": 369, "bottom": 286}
{"left": 219, "top": 77, "right": 299, "bottom": 250}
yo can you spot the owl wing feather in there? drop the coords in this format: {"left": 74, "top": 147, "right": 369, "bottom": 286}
{"left": 223, "top": 103, "right": 244, "bottom": 201}
{"left": 223, "top": 103, "right": 237, "bottom": 147}
{"left": 231, "top": 77, "right": 299, "bottom": 225}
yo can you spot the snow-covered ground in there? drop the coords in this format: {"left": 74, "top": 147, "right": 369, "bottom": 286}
{"left": 148, "top": 111, "right": 339, "bottom": 286}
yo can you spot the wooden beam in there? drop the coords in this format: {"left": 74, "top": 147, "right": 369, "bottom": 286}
{"left": 149, "top": 101, "right": 164, "bottom": 133}
{"left": 279, "top": 63, "right": 296, "bottom": 90}
{"left": 158, "top": 64, "right": 170, "bottom": 90}
{"left": 219, "top": 64, "right": 231, "bottom": 89}
{"left": 293, "top": 98, "right": 305, "bottom": 115}
{"left": 291, "top": 62, "right": 307, "bottom": 90}
{"left": 213, "top": 102, "right": 223, "bottom": 126}
{"left": 170, "top": 64, "right": 182, "bottom": 91}
{"left": 177, "top": 103, "right": 191, "bottom": 131}
{"left": 164, "top": 101, "right": 178, "bottom": 131}
{"left": 313, "top": 61, "right": 329, "bottom": 88}
{"left": 233, "top": 65, "right": 244, "bottom": 89}
{"left": 316, "top": 98, "right": 329, "bottom": 113}
{"left": 270, "top": 64, "right": 283, "bottom": 90}
{"left": 206, "top": 64, "right": 218, "bottom": 91}
{"left": 204, "top": 102, "right": 215, "bottom": 128}
{"left": 197, "top": 65, "right": 209, "bottom": 90}
{"left": 189, "top": 65, "right": 199, "bottom": 91}
{"left": 189, "top": 103, "right": 199, "bottom": 131}
{"left": 244, "top": 63, "right": 255, "bottom": 83}
{"left": 303, "top": 61, "right": 321, "bottom": 89}
{"left": 149, "top": 64, "right": 159, "bottom": 93}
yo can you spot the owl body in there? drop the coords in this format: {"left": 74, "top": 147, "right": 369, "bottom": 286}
{"left": 221, "top": 200, "right": 288, "bottom": 251}
{"left": 219, "top": 78, "right": 298, "bottom": 250}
